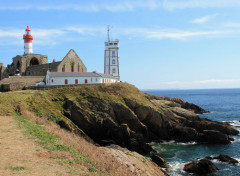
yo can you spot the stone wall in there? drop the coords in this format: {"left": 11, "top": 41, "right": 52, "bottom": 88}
{"left": 0, "top": 63, "right": 5, "bottom": 80}
{"left": 0, "top": 76, "right": 45, "bottom": 91}
{"left": 13, "top": 54, "right": 48, "bottom": 76}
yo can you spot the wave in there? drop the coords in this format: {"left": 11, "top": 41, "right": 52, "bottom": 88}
{"left": 222, "top": 120, "right": 240, "bottom": 127}
{"left": 150, "top": 140, "right": 198, "bottom": 145}
{"left": 168, "top": 162, "right": 186, "bottom": 176}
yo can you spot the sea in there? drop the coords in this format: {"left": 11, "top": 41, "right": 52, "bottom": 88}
{"left": 143, "top": 89, "right": 240, "bottom": 176}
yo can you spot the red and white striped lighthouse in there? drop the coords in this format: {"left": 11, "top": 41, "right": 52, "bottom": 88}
{"left": 23, "top": 26, "right": 33, "bottom": 54}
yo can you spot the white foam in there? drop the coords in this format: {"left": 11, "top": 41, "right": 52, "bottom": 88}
{"left": 231, "top": 137, "right": 240, "bottom": 143}
{"left": 176, "top": 141, "right": 197, "bottom": 145}
{"left": 228, "top": 120, "right": 240, "bottom": 127}
{"left": 157, "top": 140, "right": 198, "bottom": 145}
{"left": 169, "top": 162, "right": 185, "bottom": 171}
{"left": 236, "top": 158, "right": 240, "bottom": 165}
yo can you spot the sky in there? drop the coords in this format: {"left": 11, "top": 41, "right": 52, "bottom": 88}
{"left": 1, "top": 0, "right": 240, "bottom": 89}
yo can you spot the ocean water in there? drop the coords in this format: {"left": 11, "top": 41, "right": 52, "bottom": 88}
{"left": 143, "top": 89, "right": 240, "bottom": 176}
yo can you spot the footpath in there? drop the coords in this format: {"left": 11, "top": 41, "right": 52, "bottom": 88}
{"left": 0, "top": 116, "right": 80, "bottom": 176}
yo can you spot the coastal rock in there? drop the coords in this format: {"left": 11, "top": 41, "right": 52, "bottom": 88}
{"left": 173, "top": 127, "right": 199, "bottom": 142}
{"left": 59, "top": 84, "right": 239, "bottom": 154}
{"left": 184, "top": 158, "right": 219, "bottom": 175}
{"left": 202, "top": 130, "right": 230, "bottom": 144}
{"left": 106, "top": 145, "right": 169, "bottom": 176}
{"left": 213, "top": 154, "right": 239, "bottom": 164}
{"left": 150, "top": 152, "right": 171, "bottom": 171}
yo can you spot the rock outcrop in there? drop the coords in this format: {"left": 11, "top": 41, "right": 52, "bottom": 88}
{"left": 183, "top": 158, "right": 219, "bottom": 175}
{"left": 106, "top": 145, "right": 169, "bottom": 176}
{"left": 213, "top": 154, "right": 239, "bottom": 164}
{"left": 150, "top": 152, "right": 171, "bottom": 171}
{"left": 56, "top": 84, "right": 239, "bottom": 154}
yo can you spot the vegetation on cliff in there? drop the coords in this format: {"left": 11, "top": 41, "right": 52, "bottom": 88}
{"left": 0, "top": 83, "right": 238, "bottom": 175}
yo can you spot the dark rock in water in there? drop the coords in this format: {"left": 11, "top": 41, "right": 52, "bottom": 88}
{"left": 213, "top": 154, "right": 239, "bottom": 164}
{"left": 205, "top": 156, "right": 213, "bottom": 160}
{"left": 180, "top": 101, "right": 210, "bottom": 114}
{"left": 184, "top": 158, "right": 219, "bottom": 175}
{"left": 201, "top": 130, "right": 231, "bottom": 144}
{"left": 173, "top": 127, "right": 199, "bottom": 142}
{"left": 150, "top": 152, "right": 171, "bottom": 171}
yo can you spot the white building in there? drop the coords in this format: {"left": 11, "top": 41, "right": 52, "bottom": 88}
{"left": 46, "top": 71, "right": 118, "bottom": 86}
{"left": 104, "top": 27, "right": 120, "bottom": 80}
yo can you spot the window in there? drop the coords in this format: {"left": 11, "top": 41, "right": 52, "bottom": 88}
{"left": 62, "top": 64, "right": 65, "bottom": 72}
{"left": 112, "top": 51, "right": 115, "bottom": 57}
{"left": 114, "top": 43, "right": 117, "bottom": 45}
{"left": 65, "top": 79, "right": 68, "bottom": 85}
{"left": 71, "top": 62, "right": 74, "bottom": 72}
{"left": 91, "top": 78, "right": 93, "bottom": 82}
{"left": 78, "top": 64, "right": 80, "bottom": 72}
{"left": 112, "top": 59, "right": 115, "bottom": 64}
{"left": 96, "top": 78, "right": 98, "bottom": 82}
{"left": 51, "top": 79, "right": 54, "bottom": 83}
{"left": 75, "top": 79, "right": 78, "bottom": 84}
{"left": 112, "top": 68, "right": 116, "bottom": 73}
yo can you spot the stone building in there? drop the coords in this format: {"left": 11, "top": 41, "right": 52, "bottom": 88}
{"left": 0, "top": 49, "right": 87, "bottom": 80}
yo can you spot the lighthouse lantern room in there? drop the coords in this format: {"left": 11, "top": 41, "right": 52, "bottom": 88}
{"left": 23, "top": 26, "right": 33, "bottom": 55}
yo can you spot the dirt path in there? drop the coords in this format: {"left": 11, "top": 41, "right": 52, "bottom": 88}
{"left": 0, "top": 116, "right": 85, "bottom": 176}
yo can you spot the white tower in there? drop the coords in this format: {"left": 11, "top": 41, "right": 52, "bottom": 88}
{"left": 23, "top": 26, "right": 33, "bottom": 54}
{"left": 104, "top": 26, "right": 120, "bottom": 80}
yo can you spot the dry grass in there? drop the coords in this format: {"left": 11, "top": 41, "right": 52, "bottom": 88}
{"left": 22, "top": 111, "right": 164, "bottom": 176}
{"left": 23, "top": 111, "right": 135, "bottom": 176}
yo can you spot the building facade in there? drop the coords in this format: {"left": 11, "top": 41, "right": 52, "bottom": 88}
{"left": 46, "top": 72, "right": 118, "bottom": 85}
{"left": 104, "top": 37, "right": 120, "bottom": 80}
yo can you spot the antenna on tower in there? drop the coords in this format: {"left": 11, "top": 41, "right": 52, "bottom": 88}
{"left": 107, "top": 25, "right": 112, "bottom": 42}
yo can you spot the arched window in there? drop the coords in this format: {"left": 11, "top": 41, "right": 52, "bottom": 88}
{"left": 62, "top": 64, "right": 65, "bottom": 72}
{"left": 112, "top": 68, "right": 116, "bottom": 73}
{"left": 16, "top": 61, "right": 20, "bottom": 69}
{"left": 71, "top": 62, "right": 74, "bottom": 72}
{"left": 30, "top": 58, "right": 39, "bottom": 66}
{"left": 112, "top": 59, "right": 115, "bottom": 64}
{"left": 78, "top": 63, "right": 80, "bottom": 72}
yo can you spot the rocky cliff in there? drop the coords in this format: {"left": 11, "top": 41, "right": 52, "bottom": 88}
{"left": 46, "top": 83, "right": 238, "bottom": 154}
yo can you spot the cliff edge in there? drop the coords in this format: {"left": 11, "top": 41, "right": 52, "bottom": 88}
{"left": 0, "top": 83, "right": 238, "bottom": 175}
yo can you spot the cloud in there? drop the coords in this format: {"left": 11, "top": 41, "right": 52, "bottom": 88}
{"left": 139, "top": 79, "right": 240, "bottom": 89}
{"left": 191, "top": 14, "right": 218, "bottom": 24}
{"left": 2, "top": 0, "right": 240, "bottom": 12}
{"left": 66, "top": 27, "right": 106, "bottom": 36}
{"left": 0, "top": 0, "right": 160, "bottom": 12}
{"left": 222, "top": 22, "right": 240, "bottom": 28}
{"left": 0, "top": 25, "right": 237, "bottom": 46}
{"left": 162, "top": 0, "right": 240, "bottom": 11}
{"left": 162, "top": 79, "right": 240, "bottom": 85}
{"left": 0, "top": 28, "right": 66, "bottom": 46}
{"left": 120, "top": 27, "right": 233, "bottom": 40}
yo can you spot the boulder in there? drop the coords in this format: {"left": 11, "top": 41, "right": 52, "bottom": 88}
{"left": 150, "top": 152, "right": 171, "bottom": 171}
{"left": 213, "top": 154, "right": 239, "bottom": 164}
{"left": 184, "top": 158, "right": 219, "bottom": 175}
{"left": 202, "top": 130, "right": 231, "bottom": 144}
{"left": 173, "top": 127, "right": 199, "bottom": 142}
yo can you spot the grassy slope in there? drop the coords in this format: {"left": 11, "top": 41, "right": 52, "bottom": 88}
{"left": 0, "top": 83, "right": 155, "bottom": 126}
{"left": 0, "top": 83, "right": 167, "bottom": 176}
